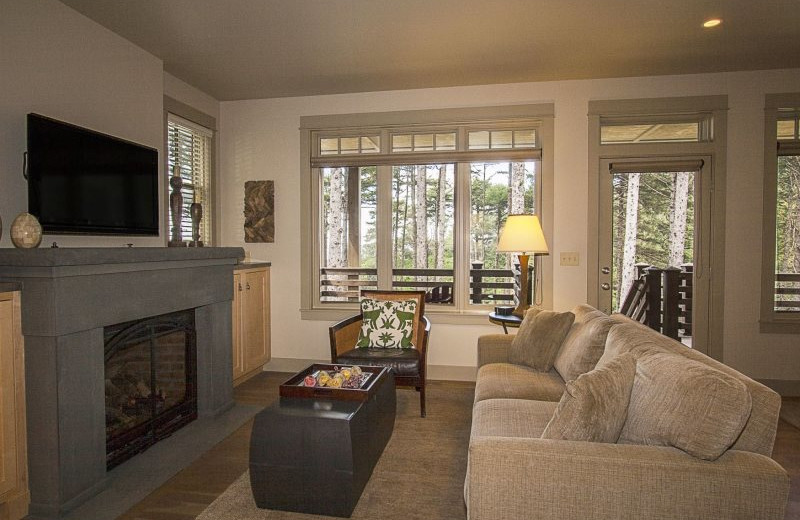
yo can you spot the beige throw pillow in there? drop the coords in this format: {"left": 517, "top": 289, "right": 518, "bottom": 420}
{"left": 541, "top": 352, "right": 636, "bottom": 443}
{"left": 619, "top": 352, "right": 752, "bottom": 461}
{"left": 509, "top": 309, "right": 575, "bottom": 371}
{"left": 553, "top": 313, "right": 614, "bottom": 382}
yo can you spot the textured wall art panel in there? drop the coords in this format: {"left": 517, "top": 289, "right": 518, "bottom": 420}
{"left": 244, "top": 180, "right": 274, "bottom": 243}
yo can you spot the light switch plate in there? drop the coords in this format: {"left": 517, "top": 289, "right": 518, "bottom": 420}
{"left": 560, "top": 252, "right": 580, "bottom": 266}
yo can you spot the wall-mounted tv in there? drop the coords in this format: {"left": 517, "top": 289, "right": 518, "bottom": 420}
{"left": 26, "top": 113, "right": 159, "bottom": 236}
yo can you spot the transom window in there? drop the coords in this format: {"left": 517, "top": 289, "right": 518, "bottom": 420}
{"left": 599, "top": 115, "right": 711, "bottom": 145}
{"left": 301, "top": 106, "right": 553, "bottom": 316}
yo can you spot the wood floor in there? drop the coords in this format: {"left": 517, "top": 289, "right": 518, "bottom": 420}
{"left": 117, "top": 373, "right": 800, "bottom": 520}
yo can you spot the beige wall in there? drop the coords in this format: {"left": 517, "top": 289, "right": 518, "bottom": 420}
{"left": 219, "top": 69, "right": 800, "bottom": 385}
{"left": 0, "top": 0, "right": 165, "bottom": 247}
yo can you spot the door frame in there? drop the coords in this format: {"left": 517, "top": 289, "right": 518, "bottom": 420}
{"left": 586, "top": 96, "right": 728, "bottom": 361}
{"left": 597, "top": 156, "right": 712, "bottom": 353}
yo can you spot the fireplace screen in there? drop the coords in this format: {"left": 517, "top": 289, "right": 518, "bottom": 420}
{"left": 104, "top": 309, "right": 197, "bottom": 469}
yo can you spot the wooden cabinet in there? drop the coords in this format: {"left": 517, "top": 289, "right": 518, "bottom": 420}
{"left": 0, "top": 291, "right": 28, "bottom": 520}
{"left": 233, "top": 266, "right": 271, "bottom": 385}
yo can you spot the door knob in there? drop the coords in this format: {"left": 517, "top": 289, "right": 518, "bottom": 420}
{"left": 601, "top": 283, "right": 610, "bottom": 290}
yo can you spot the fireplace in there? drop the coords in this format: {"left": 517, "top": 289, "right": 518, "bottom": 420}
{"left": 104, "top": 309, "right": 198, "bottom": 469}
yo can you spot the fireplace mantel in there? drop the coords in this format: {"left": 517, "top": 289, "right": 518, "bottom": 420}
{"left": 0, "top": 247, "right": 244, "bottom": 520}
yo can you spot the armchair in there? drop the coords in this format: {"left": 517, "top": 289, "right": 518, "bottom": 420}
{"left": 329, "top": 290, "right": 431, "bottom": 417}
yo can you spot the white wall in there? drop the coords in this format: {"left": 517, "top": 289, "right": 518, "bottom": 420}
{"left": 0, "top": 0, "right": 164, "bottom": 248}
{"left": 219, "top": 69, "right": 800, "bottom": 385}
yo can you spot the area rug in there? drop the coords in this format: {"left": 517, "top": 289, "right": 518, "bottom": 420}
{"left": 196, "top": 381, "right": 474, "bottom": 520}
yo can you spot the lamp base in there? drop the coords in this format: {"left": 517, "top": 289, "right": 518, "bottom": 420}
{"left": 512, "top": 253, "right": 531, "bottom": 318}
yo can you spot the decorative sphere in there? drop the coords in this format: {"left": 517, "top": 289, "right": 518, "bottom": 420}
{"left": 10, "top": 212, "right": 43, "bottom": 249}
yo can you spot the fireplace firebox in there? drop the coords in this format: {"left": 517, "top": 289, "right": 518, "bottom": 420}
{"left": 104, "top": 309, "right": 198, "bottom": 469}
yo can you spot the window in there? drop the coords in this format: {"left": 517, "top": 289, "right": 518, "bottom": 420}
{"left": 302, "top": 105, "right": 553, "bottom": 317}
{"left": 167, "top": 114, "right": 213, "bottom": 245}
{"left": 762, "top": 95, "right": 800, "bottom": 331}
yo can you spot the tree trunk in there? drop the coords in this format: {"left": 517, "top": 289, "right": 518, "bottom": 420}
{"left": 510, "top": 162, "right": 525, "bottom": 214}
{"left": 668, "top": 172, "right": 691, "bottom": 267}
{"left": 400, "top": 167, "right": 410, "bottom": 268}
{"left": 415, "top": 165, "right": 427, "bottom": 268}
{"left": 620, "top": 173, "right": 641, "bottom": 299}
{"left": 436, "top": 166, "right": 446, "bottom": 269}
{"left": 784, "top": 156, "right": 800, "bottom": 273}
{"left": 393, "top": 171, "right": 401, "bottom": 265}
{"left": 326, "top": 168, "right": 346, "bottom": 268}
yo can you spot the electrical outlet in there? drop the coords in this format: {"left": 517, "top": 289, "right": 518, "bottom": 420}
{"left": 560, "top": 252, "right": 580, "bottom": 266}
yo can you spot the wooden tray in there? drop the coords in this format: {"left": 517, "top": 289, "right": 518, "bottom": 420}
{"left": 279, "top": 364, "right": 390, "bottom": 402}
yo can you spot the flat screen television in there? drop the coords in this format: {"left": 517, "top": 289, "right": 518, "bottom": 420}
{"left": 26, "top": 113, "right": 159, "bottom": 236}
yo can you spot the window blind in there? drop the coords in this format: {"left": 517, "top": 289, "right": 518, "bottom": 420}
{"left": 167, "top": 114, "right": 212, "bottom": 245}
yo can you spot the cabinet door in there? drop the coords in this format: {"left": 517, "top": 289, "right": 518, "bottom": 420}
{"left": 0, "top": 299, "right": 18, "bottom": 495}
{"left": 242, "top": 269, "right": 269, "bottom": 370}
{"left": 232, "top": 273, "right": 245, "bottom": 381}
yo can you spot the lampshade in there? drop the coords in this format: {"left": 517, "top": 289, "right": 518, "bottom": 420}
{"left": 497, "top": 215, "right": 549, "bottom": 254}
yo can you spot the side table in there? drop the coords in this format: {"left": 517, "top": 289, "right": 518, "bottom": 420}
{"left": 488, "top": 312, "right": 523, "bottom": 334}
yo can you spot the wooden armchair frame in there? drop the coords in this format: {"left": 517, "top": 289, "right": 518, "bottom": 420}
{"left": 329, "top": 290, "right": 431, "bottom": 417}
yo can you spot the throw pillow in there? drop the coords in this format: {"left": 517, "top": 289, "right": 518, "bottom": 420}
{"left": 553, "top": 312, "right": 614, "bottom": 382}
{"left": 509, "top": 308, "right": 575, "bottom": 371}
{"left": 619, "top": 352, "right": 752, "bottom": 461}
{"left": 541, "top": 352, "right": 636, "bottom": 443}
{"left": 355, "top": 298, "right": 417, "bottom": 348}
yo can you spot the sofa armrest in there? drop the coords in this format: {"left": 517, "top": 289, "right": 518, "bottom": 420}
{"left": 477, "top": 334, "right": 513, "bottom": 367}
{"left": 466, "top": 436, "right": 789, "bottom": 520}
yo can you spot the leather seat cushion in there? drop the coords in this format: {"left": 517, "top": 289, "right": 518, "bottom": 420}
{"left": 337, "top": 347, "right": 421, "bottom": 377}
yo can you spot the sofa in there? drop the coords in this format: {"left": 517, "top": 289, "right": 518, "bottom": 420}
{"left": 465, "top": 304, "right": 790, "bottom": 520}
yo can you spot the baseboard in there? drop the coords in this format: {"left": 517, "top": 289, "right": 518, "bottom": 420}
{"left": 427, "top": 364, "right": 477, "bottom": 382}
{"left": 758, "top": 379, "right": 800, "bottom": 397}
{"left": 264, "top": 358, "right": 477, "bottom": 382}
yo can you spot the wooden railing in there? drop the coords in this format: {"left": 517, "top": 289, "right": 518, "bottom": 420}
{"left": 320, "top": 264, "right": 532, "bottom": 304}
{"left": 620, "top": 263, "right": 693, "bottom": 340}
{"left": 776, "top": 272, "right": 800, "bottom": 311}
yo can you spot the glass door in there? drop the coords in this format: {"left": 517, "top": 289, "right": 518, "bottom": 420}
{"left": 598, "top": 157, "right": 711, "bottom": 351}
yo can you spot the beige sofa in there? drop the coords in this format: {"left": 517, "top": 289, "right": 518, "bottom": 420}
{"left": 466, "top": 304, "right": 790, "bottom": 520}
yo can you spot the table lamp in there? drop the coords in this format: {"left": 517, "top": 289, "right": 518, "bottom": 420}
{"left": 497, "top": 215, "right": 549, "bottom": 317}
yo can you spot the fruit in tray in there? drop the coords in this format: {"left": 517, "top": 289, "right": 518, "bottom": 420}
{"left": 302, "top": 366, "right": 366, "bottom": 388}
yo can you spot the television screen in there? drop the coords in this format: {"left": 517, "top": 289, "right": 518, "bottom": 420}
{"left": 27, "top": 113, "right": 159, "bottom": 236}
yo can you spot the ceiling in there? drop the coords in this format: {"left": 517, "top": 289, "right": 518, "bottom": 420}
{"left": 58, "top": 0, "right": 800, "bottom": 101}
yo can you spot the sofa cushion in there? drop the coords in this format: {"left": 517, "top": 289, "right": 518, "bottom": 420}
{"left": 472, "top": 398, "right": 558, "bottom": 439}
{"left": 509, "top": 309, "right": 575, "bottom": 371}
{"left": 337, "top": 347, "right": 420, "bottom": 377}
{"left": 355, "top": 297, "right": 417, "bottom": 348}
{"left": 474, "top": 363, "right": 565, "bottom": 403}
{"left": 553, "top": 307, "right": 614, "bottom": 382}
{"left": 601, "top": 317, "right": 781, "bottom": 457}
{"left": 542, "top": 352, "right": 636, "bottom": 443}
{"left": 619, "top": 352, "right": 753, "bottom": 461}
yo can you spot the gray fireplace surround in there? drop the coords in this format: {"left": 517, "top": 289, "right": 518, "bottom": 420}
{"left": 0, "top": 247, "right": 244, "bottom": 520}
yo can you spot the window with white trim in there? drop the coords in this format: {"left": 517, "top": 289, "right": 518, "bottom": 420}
{"left": 167, "top": 114, "right": 213, "bottom": 245}
{"left": 301, "top": 106, "right": 553, "bottom": 315}
{"left": 762, "top": 96, "right": 800, "bottom": 330}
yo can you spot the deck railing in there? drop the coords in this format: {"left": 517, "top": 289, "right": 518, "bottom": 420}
{"left": 775, "top": 272, "right": 800, "bottom": 312}
{"left": 320, "top": 264, "right": 532, "bottom": 305}
{"left": 620, "top": 263, "right": 693, "bottom": 340}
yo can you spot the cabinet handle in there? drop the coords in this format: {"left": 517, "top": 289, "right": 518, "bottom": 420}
{"left": 246, "top": 282, "right": 251, "bottom": 290}
{"left": 238, "top": 282, "right": 243, "bottom": 291}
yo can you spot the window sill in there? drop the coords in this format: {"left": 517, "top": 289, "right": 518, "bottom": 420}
{"left": 300, "top": 307, "right": 493, "bottom": 326}
{"left": 759, "top": 318, "right": 800, "bottom": 334}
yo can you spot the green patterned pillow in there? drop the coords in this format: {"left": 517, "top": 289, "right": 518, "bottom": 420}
{"left": 356, "top": 298, "right": 418, "bottom": 348}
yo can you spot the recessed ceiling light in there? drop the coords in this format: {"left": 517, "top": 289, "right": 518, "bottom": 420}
{"left": 703, "top": 18, "right": 722, "bottom": 28}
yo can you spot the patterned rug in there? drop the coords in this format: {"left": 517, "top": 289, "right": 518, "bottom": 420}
{"left": 197, "top": 381, "right": 474, "bottom": 520}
